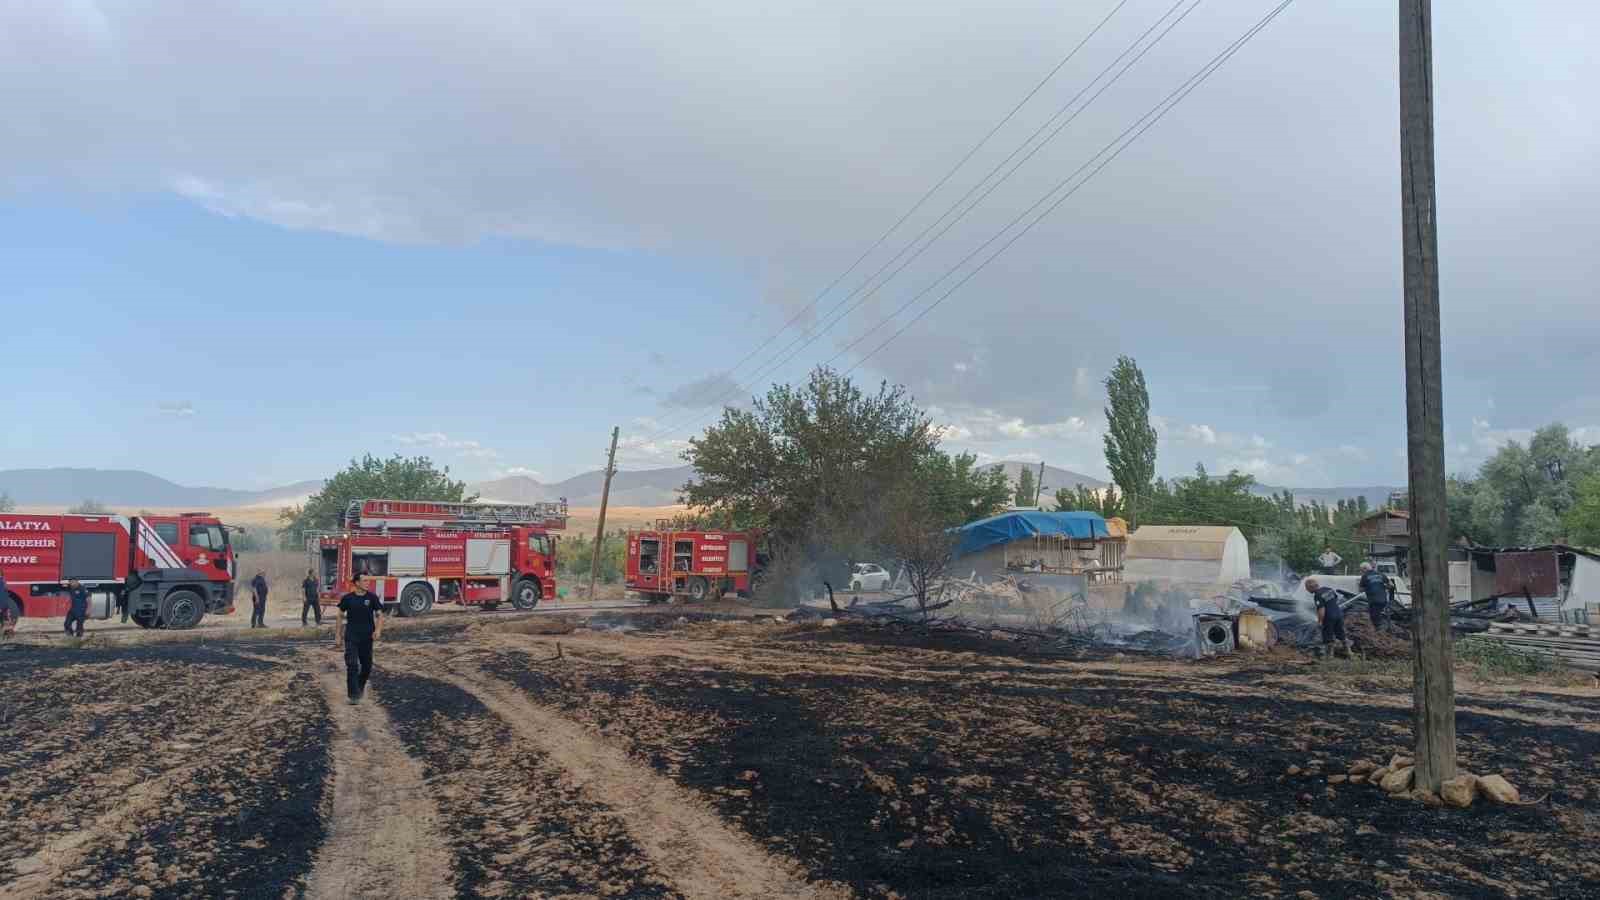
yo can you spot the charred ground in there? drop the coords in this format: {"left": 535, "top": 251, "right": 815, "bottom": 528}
{"left": 1, "top": 615, "right": 1596, "bottom": 899}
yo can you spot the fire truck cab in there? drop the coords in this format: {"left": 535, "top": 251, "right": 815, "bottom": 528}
{"left": 625, "top": 525, "right": 760, "bottom": 602}
{"left": 312, "top": 499, "right": 567, "bottom": 616}
{"left": 1, "top": 511, "right": 235, "bottom": 629}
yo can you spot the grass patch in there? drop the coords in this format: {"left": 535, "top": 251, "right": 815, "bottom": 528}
{"left": 1455, "top": 637, "right": 1570, "bottom": 679}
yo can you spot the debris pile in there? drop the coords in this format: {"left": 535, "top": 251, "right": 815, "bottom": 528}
{"left": 1463, "top": 622, "right": 1600, "bottom": 671}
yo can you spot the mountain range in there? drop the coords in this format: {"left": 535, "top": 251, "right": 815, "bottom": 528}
{"left": 0, "top": 466, "right": 1401, "bottom": 513}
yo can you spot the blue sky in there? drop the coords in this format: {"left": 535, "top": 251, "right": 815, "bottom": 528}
{"left": 3, "top": 1, "right": 1597, "bottom": 490}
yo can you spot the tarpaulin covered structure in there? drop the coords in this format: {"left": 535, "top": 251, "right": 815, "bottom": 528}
{"left": 952, "top": 511, "right": 1110, "bottom": 558}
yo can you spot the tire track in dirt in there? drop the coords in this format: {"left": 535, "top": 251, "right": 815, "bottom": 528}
{"left": 303, "top": 651, "right": 454, "bottom": 900}
{"left": 420, "top": 647, "right": 848, "bottom": 900}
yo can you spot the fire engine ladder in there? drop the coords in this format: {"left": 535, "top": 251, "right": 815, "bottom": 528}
{"left": 344, "top": 499, "right": 570, "bottom": 530}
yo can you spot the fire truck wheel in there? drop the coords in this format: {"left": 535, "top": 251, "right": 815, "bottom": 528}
{"left": 511, "top": 578, "right": 542, "bottom": 610}
{"left": 398, "top": 583, "right": 434, "bottom": 618}
{"left": 688, "top": 577, "right": 710, "bottom": 603}
{"left": 158, "top": 590, "right": 205, "bottom": 630}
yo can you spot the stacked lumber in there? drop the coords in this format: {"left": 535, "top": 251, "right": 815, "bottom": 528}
{"left": 1467, "top": 623, "right": 1600, "bottom": 671}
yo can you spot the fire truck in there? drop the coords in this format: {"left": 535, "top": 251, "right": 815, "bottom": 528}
{"left": 624, "top": 525, "right": 762, "bottom": 602}
{"left": 1, "top": 511, "right": 236, "bottom": 629}
{"left": 310, "top": 499, "right": 567, "bottom": 616}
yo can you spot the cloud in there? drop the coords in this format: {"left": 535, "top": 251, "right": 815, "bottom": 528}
{"left": 4, "top": 1, "right": 1597, "bottom": 488}
{"left": 158, "top": 401, "right": 195, "bottom": 417}
{"left": 391, "top": 431, "right": 500, "bottom": 460}
{"left": 662, "top": 373, "right": 745, "bottom": 410}
{"left": 1181, "top": 424, "right": 1218, "bottom": 445}
{"left": 494, "top": 466, "right": 541, "bottom": 479}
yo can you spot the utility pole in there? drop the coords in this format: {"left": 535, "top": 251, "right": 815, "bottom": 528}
{"left": 1399, "top": 0, "right": 1456, "bottom": 793}
{"left": 1035, "top": 460, "right": 1047, "bottom": 508}
{"left": 588, "top": 426, "right": 620, "bottom": 603}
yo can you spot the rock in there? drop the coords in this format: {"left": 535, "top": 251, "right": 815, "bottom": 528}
{"left": 1357, "top": 824, "right": 1379, "bottom": 836}
{"left": 1412, "top": 789, "right": 1443, "bottom": 808}
{"left": 1287, "top": 765, "right": 1303, "bottom": 776}
{"left": 1477, "top": 774, "right": 1521, "bottom": 805}
{"left": 1349, "top": 760, "right": 1378, "bottom": 776}
{"left": 1380, "top": 766, "right": 1415, "bottom": 794}
{"left": 821, "top": 618, "right": 839, "bottom": 628}
{"left": 1370, "top": 766, "right": 1392, "bottom": 786}
{"left": 11, "top": 855, "right": 45, "bottom": 875}
{"left": 1441, "top": 774, "right": 1479, "bottom": 809}
{"left": 1328, "top": 774, "right": 1348, "bottom": 784}
{"left": 132, "top": 888, "right": 154, "bottom": 899}
{"left": 1390, "top": 754, "right": 1414, "bottom": 770}
{"left": 1349, "top": 774, "right": 1367, "bottom": 785}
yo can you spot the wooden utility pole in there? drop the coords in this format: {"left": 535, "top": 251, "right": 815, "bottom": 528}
{"left": 1399, "top": 0, "right": 1456, "bottom": 792}
{"left": 588, "top": 426, "right": 620, "bottom": 603}
{"left": 1035, "top": 460, "right": 1047, "bottom": 507}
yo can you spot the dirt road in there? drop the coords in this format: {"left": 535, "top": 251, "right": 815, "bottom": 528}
{"left": 2, "top": 615, "right": 1597, "bottom": 898}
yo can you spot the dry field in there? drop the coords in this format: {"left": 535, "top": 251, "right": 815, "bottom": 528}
{"left": 2, "top": 613, "right": 1598, "bottom": 899}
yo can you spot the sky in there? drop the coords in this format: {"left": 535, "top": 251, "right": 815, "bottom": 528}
{"left": 2, "top": 0, "right": 1597, "bottom": 491}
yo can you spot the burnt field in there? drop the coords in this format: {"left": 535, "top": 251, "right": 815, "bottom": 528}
{"left": 1, "top": 617, "right": 1597, "bottom": 899}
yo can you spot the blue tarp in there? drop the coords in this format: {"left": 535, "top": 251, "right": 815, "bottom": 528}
{"left": 952, "top": 510, "right": 1109, "bottom": 558}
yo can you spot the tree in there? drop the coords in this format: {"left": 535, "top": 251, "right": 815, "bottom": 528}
{"left": 684, "top": 367, "right": 938, "bottom": 572}
{"left": 0, "top": 492, "right": 13, "bottom": 513}
{"left": 278, "top": 454, "right": 473, "bottom": 549}
{"left": 921, "top": 452, "right": 1011, "bottom": 527}
{"left": 1103, "top": 356, "right": 1157, "bottom": 526}
{"left": 1565, "top": 472, "right": 1600, "bottom": 549}
{"left": 1053, "top": 483, "right": 1124, "bottom": 519}
{"left": 879, "top": 482, "right": 958, "bottom": 618}
{"left": 1014, "top": 467, "right": 1035, "bottom": 509}
{"left": 557, "top": 528, "right": 629, "bottom": 586}
{"left": 68, "top": 499, "right": 108, "bottom": 515}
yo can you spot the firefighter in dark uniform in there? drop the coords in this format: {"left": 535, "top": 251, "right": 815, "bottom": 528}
{"left": 250, "top": 570, "right": 269, "bottom": 628}
{"left": 336, "top": 577, "right": 384, "bottom": 704}
{"left": 0, "top": 568, "right": 19, "bottom": 641}
{"left": 301, "top": 569, "right": 323, "bottom": 626}
{"left": 62, "top": 578, "right": 90, "bottom": 638}
{"left": 1358, "top": 562, "right": 1391, "bottom": 631}
{"left": 1307, "top": 578, "right": 1349, "bottom": 658}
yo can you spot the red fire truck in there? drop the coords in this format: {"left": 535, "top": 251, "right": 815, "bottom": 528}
{"left": 1, "top": 511, "right": 236, "bottom": 628}
{"left": 624, "top": 525, "right": 761, "bottom": 602}
{"left": 310, "top": 499, "right": 567, "bottom": 616}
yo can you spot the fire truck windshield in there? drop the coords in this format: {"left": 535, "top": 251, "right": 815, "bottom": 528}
{"left": 188, "top": 523, "right": 227, "bottom": 550}
{"left": 528, "top": 534, "right": 552, "bottom": 557}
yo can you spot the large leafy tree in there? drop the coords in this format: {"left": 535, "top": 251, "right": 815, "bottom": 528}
{"left": 277, "top": 454, "right": 474, "bottom": 549}
{"left": 1103, "top": 356, "right": 1157, "bottom": 525}
{"left": 1053, "top": 483, "right": 1124, "bottom": 519}
{"left": 683, "top": 367, "right": 1006, "bottom": 596}
{"left": 1444, "top": 424, "right": 1598, "bottom": 546}
{"left": 1566, "top": 472, "right": 1600, "bottom": 549}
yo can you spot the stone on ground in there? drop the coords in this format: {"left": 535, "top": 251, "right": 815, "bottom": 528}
{"left": 1441, "top": 774, "right": 1478, "bottom": 809}
{"left": 1477, "top": 774, "right": 1521, "bottom": 805}
{"left": 1380, "top": 766, "right": 1415, "bottom": 794}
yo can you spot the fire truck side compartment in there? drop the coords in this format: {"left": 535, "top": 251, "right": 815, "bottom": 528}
{"left": 62, "top": 532, "right": 117, "bottom": 581}
{"left": 388, "top": 546, "right": 426, "bottom": 576}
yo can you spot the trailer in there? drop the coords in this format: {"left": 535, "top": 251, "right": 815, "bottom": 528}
{"left": 1, "top": 511, "right": 236, "bottom": 629}
{"left": 624, "top": 526, "right": 761, "bottom": 602}
{"left": 310, "top": 499, "right": 567, "bottom": 616}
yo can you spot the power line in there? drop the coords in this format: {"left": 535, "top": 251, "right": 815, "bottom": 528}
{"left": 649, "top": 0, "right": 1134, "bottom": 418}
{"left": 635, "top": 0, "right": 1202, "bottom": 444}
{"left": 643, "top": 0, "right": 1297, "bottom": 454}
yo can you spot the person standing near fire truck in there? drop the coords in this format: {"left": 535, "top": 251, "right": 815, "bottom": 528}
{"left": 62, "top": 578, "right": 90, "bottom": 638}
{"left": 0, "top": 568, "right": 18, "bottom": 641}
{"left": 301, "top": 569, "right": 323, "bottom": 626}
{"left": 335, "top": 577, "right": 383, "bottom": 704}
{"left": 249, "top": 570, "right": 269, "bottom": 628}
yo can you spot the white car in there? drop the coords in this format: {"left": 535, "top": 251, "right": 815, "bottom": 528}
{"left": 850, "top": 563, "right": 893, "bottom": 592}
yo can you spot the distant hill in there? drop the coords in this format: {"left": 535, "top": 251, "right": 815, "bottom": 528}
{"left": 982, "top": 462, "right": 1108, "bottom": 494}
{"left": 0, "top": 468, "right": 323, "bottom": 509}
{"left": 471, "top": 466, "right": 694, "bottom": 507}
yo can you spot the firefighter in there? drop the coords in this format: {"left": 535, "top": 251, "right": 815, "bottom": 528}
{"left": 0, "top": 568, "right": 18, "bottom": 641}
{"left": 1307, "top": 578, "right": 1350, "bottom": 658}
{"left": 62, "top": 578, "right": 90, "bottom": 638}
{"left": 301, "top": 569, "right": 323, "bottom": 626}
{"left": 249, "top": 570, "right": 269, "bottom": 628}
{"left": 1358, "top": 562, "right": 1391, "bottom": 631}
{"left": 335, "top": 576, "right": 384, "bottom": 704}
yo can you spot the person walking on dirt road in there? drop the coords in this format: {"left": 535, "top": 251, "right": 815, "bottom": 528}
{"left": 335, "top": 577, "right": 383, "bottom": 704}
{"left": 1307, "top": 578, "right": 1350, "bottom": 658}
{"left": 250, "top": 570, "right": 269, "bottom": 628}
{"left": 61, "top": 578, "right": 90, "bottom": 638}
{"left": 301, "top": 570, "right": 323, "bottom": 627}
